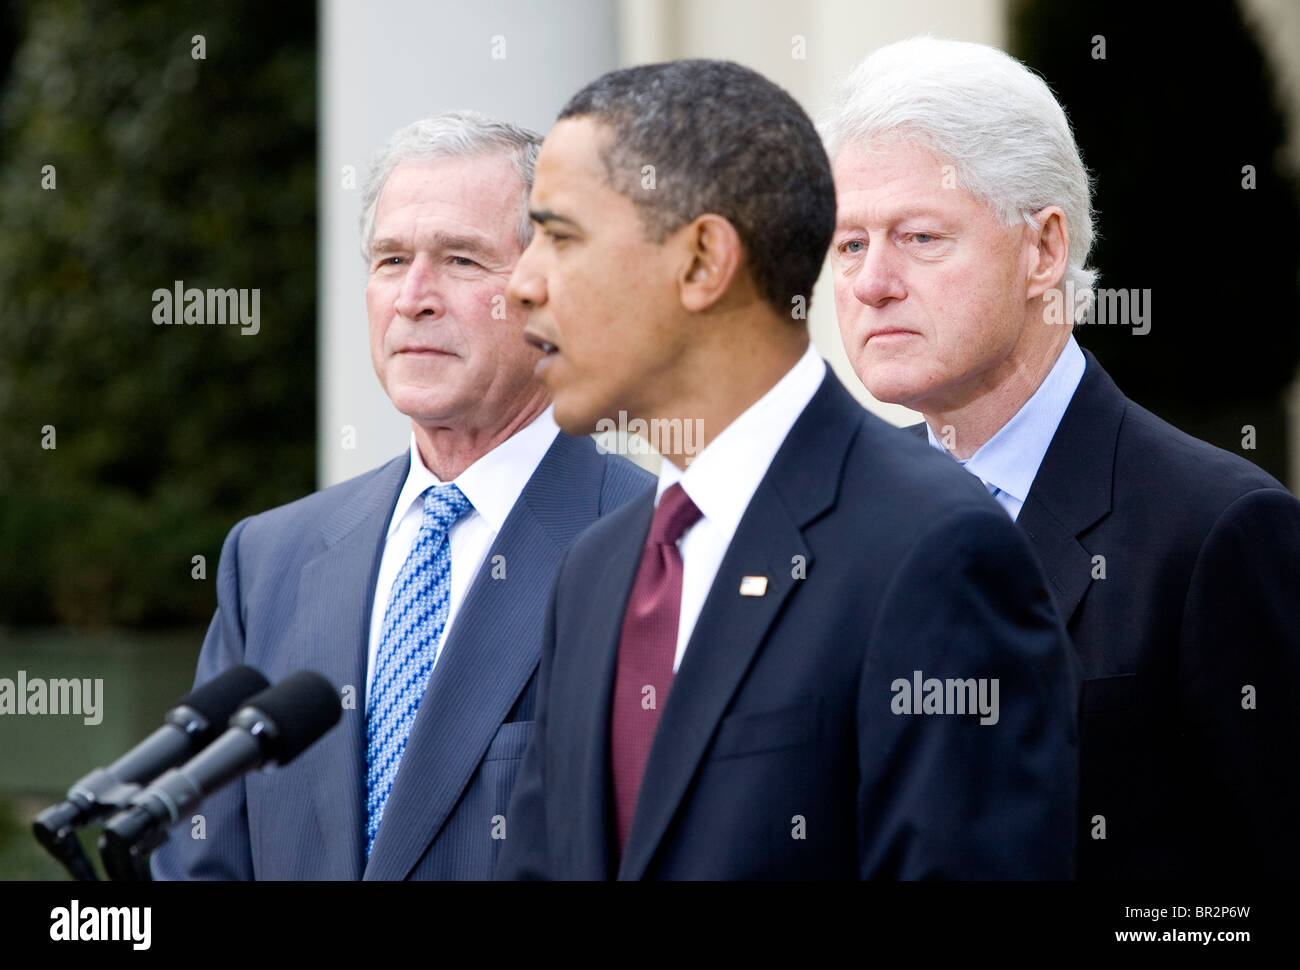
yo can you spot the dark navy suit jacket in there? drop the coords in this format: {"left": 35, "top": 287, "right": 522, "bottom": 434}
{"left": 952, "top": 350, "right": 1300, "bottom": 879}
{"left": 151, "top": 431, "right": 651, "bottom": 880}
{"left": 497, "top": 368, "right": 1081, "bottom": 880}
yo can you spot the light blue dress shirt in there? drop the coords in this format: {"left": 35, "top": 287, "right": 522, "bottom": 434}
{"left": 925, "top": 336, "right": 1086, "bottom": 521}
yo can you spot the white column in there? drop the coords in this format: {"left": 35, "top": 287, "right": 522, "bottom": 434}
{"left": 319, "top": 0, "right": 618, "bottom": 486}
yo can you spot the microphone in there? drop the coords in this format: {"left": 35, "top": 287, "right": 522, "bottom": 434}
{"left": 32, "top": 664, "right": 270, "bottom": 880}
{"left": 99, "top": 670, "right": 341, "bottom": 879}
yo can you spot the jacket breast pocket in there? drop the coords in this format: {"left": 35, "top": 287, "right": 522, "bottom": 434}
{"left": 483, "top": 719, "right": 534, "bottom": 762}
{"left": 1082, "top": 673, "right": 1138, "bottom": 715}
{"left": 710, "top": 702, "right": 820, "bottom": 760}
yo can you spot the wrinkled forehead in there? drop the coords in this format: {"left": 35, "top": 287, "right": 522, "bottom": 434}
{"left": 373, "top": 156, "right": 526, "bottom": 243}
{"left": 831, "top": 137, "right": 997, "bottom": 225}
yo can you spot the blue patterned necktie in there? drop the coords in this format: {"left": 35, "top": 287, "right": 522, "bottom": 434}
{"left": 365, "top": 482, "right": 472, "bottom": 857}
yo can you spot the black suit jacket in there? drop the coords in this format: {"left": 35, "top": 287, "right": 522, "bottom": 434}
{"left": 912, "top": 349, "right": 1300, "bottom": 878}
{"left": 497, "top": 367, "right": 1081, "bottom": 880}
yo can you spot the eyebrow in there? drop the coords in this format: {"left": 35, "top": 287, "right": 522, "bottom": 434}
{"left": 529, "top": 208, "right": 581, "bottom": 229}
{"left": 370, "top": 232, "right": 499, "bottom": 261}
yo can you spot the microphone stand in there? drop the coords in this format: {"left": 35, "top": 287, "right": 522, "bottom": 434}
{"left": 31, "top": 802, "right": 100, "bottom": 882}
{"left": 32, "top": 770, "right": 145, "bottom": 881}
{"left": 99, "top": 806, "right": 165, "bottom": 882}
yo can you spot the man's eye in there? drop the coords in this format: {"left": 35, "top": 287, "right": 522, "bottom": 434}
{"left": 451, "top": 256, "right": 479, "bottom": 267}
{"left": 840, "top": 240, "right": 865, "bottom": 254}
{"left": 910, "top": 233, "right": 935, "bottom": 244}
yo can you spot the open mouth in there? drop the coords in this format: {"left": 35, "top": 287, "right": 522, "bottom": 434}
{"left": 524, "top": 332, "right": 559, "bottom": 356}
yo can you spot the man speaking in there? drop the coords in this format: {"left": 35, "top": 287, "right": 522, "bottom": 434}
{"left": 151, "top": 112, "right": 649, "bottom": 880}
{"left": 824, "top": 37, "right": 1300, "bottom": 878}
{"left": 498, "top": 59, "right": 1080, "bottom": 880}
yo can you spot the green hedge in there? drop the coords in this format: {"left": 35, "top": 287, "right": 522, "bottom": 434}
{"left": 1011, "top": 0, "right": 1300, "bottom": 482}
{"left": 0, "top": 0, "right": 317, "bottom": 626}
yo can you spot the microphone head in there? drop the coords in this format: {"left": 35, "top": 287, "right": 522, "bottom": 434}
{"left": 239, "top": 671, "right": 341, "bottom": 765}
{"left": 176, "top": 665, "right": 271, "bottom": 746}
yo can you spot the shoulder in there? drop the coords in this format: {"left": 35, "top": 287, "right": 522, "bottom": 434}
{"left": 569, "top": 476, "right": 654, "bottom": 555}
{"left": 522, "top": 431, "right": 654, "bottom": 518}
{"left": 850, "top": 416, "right": 1044, "bottom": 585}
{"left": 591, "top": 446, "right": 656, "bottom": 511}
{"left": 231, "top": 454, "right": 407, "bottom": 553}
{"left": 1117, "top": 399, "right": 1286, "bottom": 507}
{"left": 1071, "top": 350, "right": 1287, "bottom": 516}
{"left": 847, "top": 409, "right": 1002, "bottom": 523}
{"left": 1097, "top": 393, "right": 1297, "bottom": 565}
{"left": 778, "top": 366, "right": 999, "bottom": 531}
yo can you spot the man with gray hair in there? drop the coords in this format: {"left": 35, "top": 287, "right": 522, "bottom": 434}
{"left": 825, "top": 36, "right": 1300, "bottom": 878}
{"left": 151, "top": 111, "right": 650, "bottom": 880}
{"left": 498, "top": 58, "right": 1079, "bottom": 881}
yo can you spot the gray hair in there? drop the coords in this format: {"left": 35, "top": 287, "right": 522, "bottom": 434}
{"left": 820, "top": 37, "right": 1097, "bottom": 321}
{"left": 359, "top": 110, "right": 541, "bottom": 261}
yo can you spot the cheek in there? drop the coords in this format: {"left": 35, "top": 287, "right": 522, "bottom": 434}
{"left": 832, "top": 280, "right": 861, "bottom": 333}
{"left": 930, "top": 263, "right": 1020, "bottom": 360}
{"left": 452, "top": 282, "right": 507, "bottom": 337}
{"left": 366, "top": 281, "right": 392, "bottom": 329}
{"left": 365, "top": 303, "right": 386, "bottom": 363}
{"left": 553, "top": 269, "right": 612, "bottom": 353}
{"left": 473, "top": 287, "right": 538, "bottom": 377}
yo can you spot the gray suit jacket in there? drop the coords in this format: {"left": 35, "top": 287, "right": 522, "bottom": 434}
{"left": 151, "top": 431, "right": 651, "bottom": 879}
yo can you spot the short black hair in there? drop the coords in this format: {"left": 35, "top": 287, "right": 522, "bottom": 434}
{"left": 559, "top": 59, "right": 835, "bottom": 319}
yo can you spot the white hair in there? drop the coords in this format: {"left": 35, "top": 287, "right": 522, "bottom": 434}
{"left": 359, "top": 110, "right": 541, "bottom": 261}
{"left": 820, "top": 37, "right": 1097, "bottom": 321}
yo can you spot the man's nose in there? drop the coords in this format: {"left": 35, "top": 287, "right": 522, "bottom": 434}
{"left": 507, "top": 240, "right": 546, "bottom": 310}
{"left": 393, "top": 254, "right": 444, "bottom": 320}
{"left": 852, "top": 240, "right": 907, "bottom": 307}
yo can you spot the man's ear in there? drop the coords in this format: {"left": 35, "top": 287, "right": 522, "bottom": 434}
{"left": 1025, "top": 206, "right": 1070, "bottom": 300}
{"left": 675, "top": 214, "right": 743, "bottom": 313}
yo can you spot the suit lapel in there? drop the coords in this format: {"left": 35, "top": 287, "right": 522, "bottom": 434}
{"left": 906, "top": 353, "right": 1124, "bottom": 625}
{"left": 363, "top": 433, "right": 607, "bottom": 880}
{"left": 286, "top": 455, "right": 408, "bottom": 880}
{"left": 572, "top": 496, "right": 654, "bottom": 880}
{"left": 617, "top": 370, "right": 859, "bottom": 879}
{"left": 1017, "top": 350, "right": 1124, "bottom": 624}
{"left": 1016, "top": 494, "right": 1097, "bottom": 625}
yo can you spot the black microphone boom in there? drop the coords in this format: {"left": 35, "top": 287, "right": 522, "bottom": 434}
{"left": 99, "top": 670, "right": 342, "bottom": 880}
{"left": 32, "top": 664, "right": 270, "bottom": 881}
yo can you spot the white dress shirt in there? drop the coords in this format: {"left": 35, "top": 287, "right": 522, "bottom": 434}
{"left": 656, "top": 342, "right": 826, "bottom": 673}
{"left": 926, "top": 335, "right": 1086, "bottom": 521}
{"left": 365, "top": 408, "right": 560, "bottom": 704}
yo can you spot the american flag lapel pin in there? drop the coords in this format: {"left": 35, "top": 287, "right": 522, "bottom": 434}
{"left": 739, "top": 575, "right": 768, "bottom": 597}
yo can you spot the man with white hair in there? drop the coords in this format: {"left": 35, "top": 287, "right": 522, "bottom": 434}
{"left": 151, "top": 111, "right": 651, "bottom": 880}
{"left": 825, "top": 36, "right": 1300, "bottom": 879}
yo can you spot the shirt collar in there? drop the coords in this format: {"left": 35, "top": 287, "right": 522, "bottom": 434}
{"left": 387, "top": 406, "right": 561, "bottom": 538}
{"left": 657, "top": 342, "right": 826, "bottom": 538}
{"left": 926, "top": 335, "right": 1085, "bottom": 503}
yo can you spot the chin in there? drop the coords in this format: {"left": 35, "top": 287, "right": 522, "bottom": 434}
{"left": 554, "top": 410, "right": 600, "bottom": 437}
{"left": 862, "top": 366, "right": 921, "bottom": 408}
{"left": 393, "top": 389, "right": 462, "bottom": 424}
{"left": 548, "top": 395, "right": 593, "bottom": 436}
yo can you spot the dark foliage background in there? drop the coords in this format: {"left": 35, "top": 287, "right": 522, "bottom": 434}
{"left": 0, "top": 0, "right": 1295, "bottom": 618}
{"left": 1012, "top": 0, "right": 1300, "bottom": 482}
{"left": 0, "top": 0, "right": 316, "bottom": 626}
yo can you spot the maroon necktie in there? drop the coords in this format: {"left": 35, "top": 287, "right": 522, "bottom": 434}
{"left": 609, "top": 482, "right": 702, "bottom": 854}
